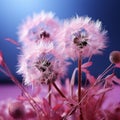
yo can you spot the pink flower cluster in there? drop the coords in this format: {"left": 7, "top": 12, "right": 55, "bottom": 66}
{"left": 17, "top": 11, "right": 107, "bottom": 86}
{"left": 17, "top": 11, "right": 68, "bottom": 85}
{"left": 0, "top": 11, "right": 120, "bottom": 120}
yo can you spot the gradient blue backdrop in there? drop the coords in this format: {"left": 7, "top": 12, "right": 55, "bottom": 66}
{"left": 0, "top": 0, "right": 120, "bottom": 83}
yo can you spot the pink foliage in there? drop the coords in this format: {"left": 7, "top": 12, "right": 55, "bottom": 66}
{"left": 5, "top": 38, "right": 19, "bottom": 46}
{"left": 0, "top": 51, "right": 4, "bottom": 67}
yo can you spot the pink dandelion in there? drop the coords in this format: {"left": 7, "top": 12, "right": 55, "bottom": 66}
{"left": 17, "top": 41, "right": 67, "bottom": 86}
{"left": 58, "top": 16, "right": 107, "bottom": 120}
{"left": 60, "top": 16, "right": 107, "bottom": 59}
{"left": 17, "top": 11, "right": 68, "bottom": 86}
{"left": 17, "top": 11, "right": 69, "bottom": 107}
{"left": 18, "top": 11, "right": 61, "bottom": 46}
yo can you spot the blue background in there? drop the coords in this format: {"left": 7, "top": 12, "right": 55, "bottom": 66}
{"left": 0, "top": 0, "right": 120, "bottom": 83}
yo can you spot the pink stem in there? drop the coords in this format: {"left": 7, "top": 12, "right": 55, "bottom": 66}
{"left": 78, "top": 55, "right": 82, "bottom": 102}
{"left": 48, "top": 84, "right": 51, "bottom": 106}
{"left": 97, "top": 63, "right": 113, "bottom": 80}
{"left": 78, "top": 53, "right": 83, "bottom": 120}
{"left": 52, "top": 82, "right": 66, "bottom": 99}
{"left": 4, "top": 62, "right": 42, "bottom": 113}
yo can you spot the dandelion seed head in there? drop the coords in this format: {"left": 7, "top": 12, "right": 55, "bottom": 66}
{"left": 60, "top": 16, "right": 107, "bottom": 59}
{"left": 17, "top": 41, "right": 68, "bottom": 85}
{"left": 17, "top": 12, "right": 68, "bottom": 85}
{"left": 18, "top": 11, "right": 60, "bottom": 45}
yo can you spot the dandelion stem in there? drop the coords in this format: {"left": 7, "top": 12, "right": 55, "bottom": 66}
{"left": 78, "top": 53, "right": 83, "bottom": 120}
{"left": 48, "top": 84, "right": 51, "bottom": 106}
{"left": 78, "top": 54, "right": 82, "bottom": 102}
{"left": 52, "top": 82, "right": 66, "bottom": 98}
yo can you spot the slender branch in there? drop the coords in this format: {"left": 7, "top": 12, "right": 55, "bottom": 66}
{"left": 52, "top": 82, "right": 66, "bottom": 98}
{"left": 70, "top": 68, "right": 78, "bottom": 98}
{"left": 48, "top": 84, "right": 51, "bottom": 106}
{"left": 97, "top": 63, "right": 113, "bottom": 80}
{"left": 3, "top": 62, "right": 42, "bottom": 113}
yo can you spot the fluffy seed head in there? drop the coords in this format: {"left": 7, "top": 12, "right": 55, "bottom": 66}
{"left": 17, "top": 41, "right": 68, "bottom": 85}
{"left": 60, "top": 16, "right": 107, "bottom": 59}
{"left": 18, "top": 11, "right": 60, "bottom": 46}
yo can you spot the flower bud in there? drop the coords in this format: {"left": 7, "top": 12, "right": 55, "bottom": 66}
{"left": 109, "top": 51, "right": 120, "bottom": 64}
{"left": 9, "top": 101, "right": 25, "bottom": 119}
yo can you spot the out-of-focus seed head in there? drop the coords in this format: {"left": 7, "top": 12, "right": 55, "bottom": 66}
{"left": 8, "top": 101, "right": 25, "bottom": 119}
{"left": 109, "top": 51, "right": 120, "bottom": 64}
